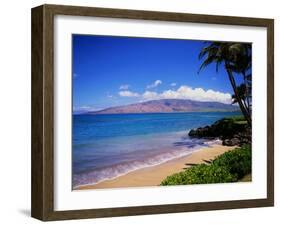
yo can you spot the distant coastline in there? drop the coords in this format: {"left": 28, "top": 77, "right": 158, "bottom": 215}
{"left": 74, "top": 111, "right": 242, "bottom": 116}
{"left": 74, "top": 99, "right": 240, "bottom": 115}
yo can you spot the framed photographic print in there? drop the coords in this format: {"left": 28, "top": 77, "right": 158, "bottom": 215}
{"left": 31, "top": 4, "right": 274, "bottom": 221}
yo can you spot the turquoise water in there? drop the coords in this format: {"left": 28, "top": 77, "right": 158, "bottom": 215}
{"left": 72, "top": 112, "right": 241, "bottom": 188}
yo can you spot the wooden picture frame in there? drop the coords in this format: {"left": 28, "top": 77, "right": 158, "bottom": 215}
{"left": 31, "top": 4, "right": 274, "bottom": 221}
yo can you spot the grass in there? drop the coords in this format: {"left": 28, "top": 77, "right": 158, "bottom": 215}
{"left": 161, "top": 144, "right": 251, "bottom": 186}
{"left": 226, "top": 115, "right": 247, "bottom": 125}
{"left": 227, "top": 115, "right": 245, "bottom": 121}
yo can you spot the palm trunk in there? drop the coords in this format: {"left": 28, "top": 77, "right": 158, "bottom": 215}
{"left": 225, "top": 64, "right": 252, "bottom": 126}
{"left": 242, "top": 71, "right": 251, "bottom": 115}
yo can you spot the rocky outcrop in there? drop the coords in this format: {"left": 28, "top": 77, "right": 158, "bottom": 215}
{"left": 222, "top": 127, "right": 251, "bottom": 146}
{"left": 188, "top": 118, "right": 251, "bottom": 146}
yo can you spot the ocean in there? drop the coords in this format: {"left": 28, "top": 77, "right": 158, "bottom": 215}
{"left": 72, "top": 112, "right": 241, "bottom": 188}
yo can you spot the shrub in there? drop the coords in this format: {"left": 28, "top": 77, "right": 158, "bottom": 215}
{"left": 212, "top": 144, "right": 251, "bottom": 179}
{"left": 161, "top": 145, "right": 251, "bottom": 186}
{"left": 213, "top": 118, "right": 247, "bottom": 139}
{"left": 188, "top": 116, "right": 248, "bottom": 140}
{"left": 161, "top": 164, "right": 235, "bottom": 185}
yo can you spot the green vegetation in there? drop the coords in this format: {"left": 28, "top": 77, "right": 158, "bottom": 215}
{"left": 189, "top": 116, "right": 248, "bottom": 140}
{"left": 227, "top": 115, "right": 246, "bottom": 121}
{"left": 212, "top": 117, "right": 247, "bottom": 139}
{"left": 212, "top": 145, "right": 251, "bottom": 179}
{"left": 226, "top": 115, "right": 247, "bottom": 125}
{"left": 161, "top": 145, "right": 251, "bottom": 186}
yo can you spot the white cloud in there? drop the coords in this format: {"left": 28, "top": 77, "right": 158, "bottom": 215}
{"left": 118, "top": 82, "right": 232, "bottom": 104}
{"left": 119, "top": 84, "right": 130, "bottom": 90}
{"left": 170, "top": 82, "right": 177, "bottom": 87}
{"left": 141, "top": 85, "right": 232, "bottom": 104}
{"left": 142, "top": 91, "right": 159, "bottom": 100}
{"left": 146, "top": 80, "right": 162, "bottom": 89}
{"left": 119, "top": 90, "right": 140, "bottom": 97}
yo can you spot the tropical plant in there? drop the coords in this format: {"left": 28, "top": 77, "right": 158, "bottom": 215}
{"left": 231, "top": 83, "right": 246, "bottom": 105}
{"left": 198, "top": 42, "right": 252, "bottom": 125}
{"left": 161, "top": 145, "right": 251, "bottom": 186}
{"left": 228, "top": 44, "right": 252, "bottom": 114}
{"left": 161, "top": 163, "right": 235, "bottom": 185}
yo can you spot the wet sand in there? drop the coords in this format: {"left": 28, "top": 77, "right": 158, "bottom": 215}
{"left": 76, "top": 144, "right": 236, "bottom": 190}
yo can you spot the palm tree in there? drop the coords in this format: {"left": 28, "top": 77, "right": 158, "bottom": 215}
{"left": 227, "top": 43, "right": 252, "bottom": 114}
{"left": 232, "top": 83, "right": 247, "bottom": 105}
{"left": 198, "top": 42, "right": 252, "bottom": 125}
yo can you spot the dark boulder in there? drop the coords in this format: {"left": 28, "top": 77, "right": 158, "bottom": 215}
{"left": 188, "top": 129, "right": 197, "bottom": 136}
{"left": 222, "top": 138, "right": 240, "bottom": 146}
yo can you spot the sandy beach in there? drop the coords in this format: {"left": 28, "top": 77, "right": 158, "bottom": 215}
{"left": 76, "top": 144, "right": 236, "bottom": 190}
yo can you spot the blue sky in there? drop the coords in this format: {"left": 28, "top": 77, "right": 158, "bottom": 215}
{"left": 72, "top": 35, "right": 243, "bottom": 112}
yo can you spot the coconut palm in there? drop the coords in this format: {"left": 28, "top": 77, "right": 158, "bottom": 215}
{"left": 198, "top": 42, "right": 252, "bottom": 125}
{"left": 231, "top": 83, "right": 246, "bottom": 105}
{"left": 227, "top": 43, "right": 252, "bottom": 114}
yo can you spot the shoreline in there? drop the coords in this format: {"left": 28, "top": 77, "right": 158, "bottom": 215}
{"left": 76, "top": 144, "right": 236, "bottom": 190}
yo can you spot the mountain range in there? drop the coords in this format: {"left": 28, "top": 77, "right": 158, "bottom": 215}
{"left": 86, "top": 99, "right": 239, "bottom": 114}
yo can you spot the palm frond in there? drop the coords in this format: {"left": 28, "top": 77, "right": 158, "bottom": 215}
{"left": 198, "top": 55, "right": 217, "bottom": 73}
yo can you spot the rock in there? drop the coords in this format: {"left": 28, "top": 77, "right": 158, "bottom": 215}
{"left": 188, "top": 129, "right": 197, "bottom": 136}
{"left": 188, "top": 117, "right": 251, "bottom": 146}
{"left": 222, "top": 138, "right": 240, "bottom": 146}
{"left": 188, "top": 125, "right": 216, "bottom": 138}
